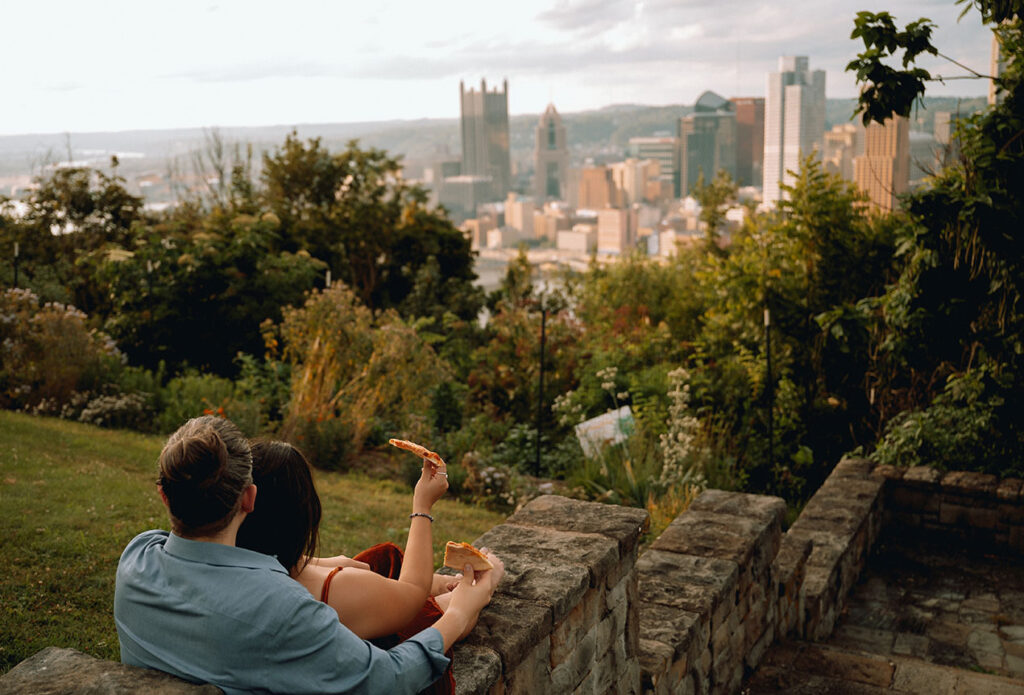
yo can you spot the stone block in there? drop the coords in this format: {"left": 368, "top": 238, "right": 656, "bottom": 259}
{"left": 966, "top": 505, "right": 1000, "bottom": 530}
{"left": 650, "top": 510, "right": 764, "bottom": 570}
{"left": 637, "top": 550, "right": 738, "bottom": 625}
{"left": 638, "top": 638, "right": 674, "bottom": 684}
{"left": 686, "top": 489, "right": 786, "bottom": 528}
{"left": 891, "top": 659, "right": 957, "bottom": 695}
{"left": 904, "top": 465, "right": 943, "bottom": 487}
{"left": 639, "top": 603, "right": 704, "bottom": 662}
{"left": 0, "top": 647, "right": 222, "bottom": 695}
{"left": 939, "top": 501, "right": 971, "bottom": 527}
{"left": 604, "top": 574, "right": 628, "bottom": 616}
{"left": 941, "top": 470, "right": 998, "bottom": 496}
{"left": 453, "top": 644, "right": 503, "bottom": 695}
{"left": 997, "top": 478, "right": 1024, "bottom": 503}
{"left": 830, "top": 458, "right": 874, "bottom": 479}
{"left": 463, "top": 593, "right": 553, "bottom": 670}
{"left": 506, "top": 495, "right": 650, "bottom": 557}
{"left": 474, "top": 523, "right": 617, "bottom": 622}
{"left": 548, "top": 629, "right": 596, "bottom": 693}
{"left": 504, "top": 638, "right": 552, "bottom": 695}
{"left": 871, "top": 463, "right": 904, "bottom": 481}
{"left": 745, "top": 626, "right": 774, "bottom": 670}
{"left": 551, "top": 586, "right": 603, "bottom": 664}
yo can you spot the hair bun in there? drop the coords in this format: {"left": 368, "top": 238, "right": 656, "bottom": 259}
{"left": 160, "top": 426, "right": 230, "bottom": 488}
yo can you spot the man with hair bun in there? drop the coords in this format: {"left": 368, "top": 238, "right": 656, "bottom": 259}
{"left": 114, "top": 416, "right": 497, "bottom": 695}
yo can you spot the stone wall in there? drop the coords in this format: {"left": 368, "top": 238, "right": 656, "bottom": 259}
{"left": 453, "top": 495, "right": 650, "bottom": 695}
{"left": 778, "top": 458, "right": 885, "bottom": 641}
{"left": 874, "top": 465, "right": 1024, "bottom": 552}
{"left": 636, "top": 490, "right": 786, "bottom": 695}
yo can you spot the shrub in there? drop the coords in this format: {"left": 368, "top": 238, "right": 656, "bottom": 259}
{"left": 157, "top": 372, "right": 261, "bottom": 436}
{"left": 289, "top": 415, "right": 353, "bottom": 471}
{"left": 0, "top": 288, "right": 122, "bottom": 411}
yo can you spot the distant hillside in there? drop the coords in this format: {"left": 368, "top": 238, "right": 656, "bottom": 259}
{"left": 0, "top": 97, "right": 989, "bottom": 196}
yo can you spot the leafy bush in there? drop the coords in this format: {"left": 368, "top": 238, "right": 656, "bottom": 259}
{"left": 868, "top": 368, "right": 1023, "bottom": 477}
{"left": 157, "top": 372, "right": 261, "bottom": 436}
{"left": 0, "top": 288, "right": 122, "bottom": 411}
{"left": 290, "top": 415, "right": 354, "bottom": 471}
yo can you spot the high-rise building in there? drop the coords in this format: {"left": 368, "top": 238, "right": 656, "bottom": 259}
{"left": 823, "top": 123, "right": 864, "bottom": 181}
{"left": 610, "top": 158, "right": 661, "bottom": 206}
{"left": 763, "top": 56, "right": 826, "bottom": 205}
{"left": 534, "top": 104, "right": 569, "bottom": 201}
{"left": 678, "top": 91, "right": 737, "bottom": 196}
{"left": 505, "top": 193, "right": 535, "bottom": 238}
{"left": 576, "top": 166, "right": 616, "bottom": 209}
{"left": 854, "top": 114, "right": 910, "bottom": 212}
{"left": 628, "top": 137, "right": 681, "bottom": 198}
{"left": 460, "top": 78, "right": 511, "bottom": 201}
{"left": 731, "top": 97, "right": 765, "bottom": 187}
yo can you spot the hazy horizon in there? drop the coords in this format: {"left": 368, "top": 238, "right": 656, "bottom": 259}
{"left": 2, "top": 0, "right": 996, "bottom": 137}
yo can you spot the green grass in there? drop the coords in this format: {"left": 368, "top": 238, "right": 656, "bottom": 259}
{"left": 0, "top": 411, "right": 504, "bottom": 674}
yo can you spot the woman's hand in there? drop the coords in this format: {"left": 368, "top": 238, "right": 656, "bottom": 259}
{"left": 431, "top": 572, "right": 460, "bottom": 597}
{"left": 412, "top": 458, "right": 448, "bottom": 513}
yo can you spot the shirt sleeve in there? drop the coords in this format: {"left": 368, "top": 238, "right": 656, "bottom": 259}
{"left": 264, "top": 593, "right": 450, "bottom": 695}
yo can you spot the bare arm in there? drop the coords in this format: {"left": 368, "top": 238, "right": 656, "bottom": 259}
{"left": 319, "top": 567, "right": 429, "bottom": 639}
{"left": 399, "top": 458, "right": 448, "bottom": 595}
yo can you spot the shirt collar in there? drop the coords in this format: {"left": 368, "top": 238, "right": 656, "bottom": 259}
{"left": 164, "top": 533, "right": 289, "bottom": 574}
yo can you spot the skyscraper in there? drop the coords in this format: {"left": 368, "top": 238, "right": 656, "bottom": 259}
{"left": 628, "top": 137, "right": 681, "bottom": 198}
{"left": 534, "top": 104, "right": 569, "bottom": 201}
{"left": 460, "top": 78, "right": 511, "bottom": 201}
{"left": 854, "top": 114, "right": 909, "bottom": 213}
{"left": 678, "top": 90, "right": 737, "bottom": 196}
{"left": 763, "top": 56, "right": 826, "bottom": 205}
{"left": 730, "top": 97, "right": 765, "bottom": 187}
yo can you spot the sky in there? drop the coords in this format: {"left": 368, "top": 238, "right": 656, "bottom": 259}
{"left": 1, "top": 0, "right": 997, "bottom": 136}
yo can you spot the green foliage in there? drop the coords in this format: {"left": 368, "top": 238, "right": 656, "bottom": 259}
{"left": 0, "top": 288, "right": 122, "bottom": 411}
{"left": 157, "top": 372, "right": 261, "bottom": 437}
{"left": 95, "top": 210, "right": 324, "bottom": 376}
{"left": 870, "top": 368, "right": 1023, "bottom": 476}
{"left": 273, "top": 284, "right": 450, "bottom": 461}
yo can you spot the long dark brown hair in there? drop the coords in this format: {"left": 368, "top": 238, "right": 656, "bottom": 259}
{"left": 236, "top": 440, "right": 321, "bottom": 573}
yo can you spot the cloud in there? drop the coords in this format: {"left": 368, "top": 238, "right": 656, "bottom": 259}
{"left": 536, "top": 0, "right": 634, "bottom": 33}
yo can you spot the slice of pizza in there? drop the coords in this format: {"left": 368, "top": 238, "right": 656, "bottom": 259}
{"left": 388, "top": 438, "right": 446, "bottom": 467}
{"left": 443, "top": 541, "right": 494, "bottom": 572}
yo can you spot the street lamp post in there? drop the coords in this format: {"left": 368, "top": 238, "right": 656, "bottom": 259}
{"left": 764, "top": 306, "right": 774, "bottom": 471}
{"left": 535, "top": 301, "right": 546, "bottom": 478}
{"left": 13, "top": 241, "right": 19, "bottom": 288}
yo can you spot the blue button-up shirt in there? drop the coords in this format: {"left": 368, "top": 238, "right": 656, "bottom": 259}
{"left": 114, "top": 530, "right": 449, "bottom": 695}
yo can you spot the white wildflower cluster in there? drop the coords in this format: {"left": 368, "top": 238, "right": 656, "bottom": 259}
{"left": 79, "top": 392, "right": 151, "bottom": 428}
{"left": 596, "top": 366, "right": 618, "bottom": 393}
{"left": 552, "top": 390, "right": 585, "bottom": 427}
{"left": 658, "top": 367, "right": 707, "bottom": 489}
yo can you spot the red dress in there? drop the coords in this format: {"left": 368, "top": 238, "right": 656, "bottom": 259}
{"left": 320, "top": 542, "right": 456, "bottom": 695}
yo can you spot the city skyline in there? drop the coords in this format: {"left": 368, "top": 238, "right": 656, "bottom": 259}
{"left": 2, "top": 0, "right": 996, "bottom": 136}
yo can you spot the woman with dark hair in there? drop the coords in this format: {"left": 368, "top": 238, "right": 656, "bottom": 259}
{"left": 114, "top": 416, "right": 500, "bottom": 695}
{"left": 236, "top": 440, "right": 502, "bottom": 693}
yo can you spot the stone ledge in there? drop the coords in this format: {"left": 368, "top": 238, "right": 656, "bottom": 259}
{"left": 0, "top": 647, "right": 222, "bottom": 695}
{"left": 505, "top": 495, "right": 650, "bottom": 556}
{"left": 687, "top": 489, "right": 786, "bottom": 527}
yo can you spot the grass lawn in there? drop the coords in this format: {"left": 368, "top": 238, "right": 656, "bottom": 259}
{"left": 0, "top": 411, "right": 505, "bottom": 674}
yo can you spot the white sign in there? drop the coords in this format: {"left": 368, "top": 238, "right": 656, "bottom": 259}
{"left": 574, "top": 406, "right": 634, "bottom": 458}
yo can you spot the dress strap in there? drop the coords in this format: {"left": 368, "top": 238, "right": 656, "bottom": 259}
{"left": 320, "top": 566, "right": 343, "bottom": 603}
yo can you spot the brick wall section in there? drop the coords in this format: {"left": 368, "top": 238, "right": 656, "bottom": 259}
{"left": 875, "top": 464, "right": 1024, "bottom": 551}
{"left": 452, "top": 494, "right": 650, "bottom": 695}
{"left": 636, "top": 490, "right": 786, "bottom": 695}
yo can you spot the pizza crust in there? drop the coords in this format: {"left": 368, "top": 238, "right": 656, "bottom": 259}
{"left": 443, "top": 541, "right": 493, "bottom": 572}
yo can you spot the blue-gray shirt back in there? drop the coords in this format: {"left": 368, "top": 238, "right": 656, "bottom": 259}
{"left": 114, "top": 530, "right": 449, "bottom": 695}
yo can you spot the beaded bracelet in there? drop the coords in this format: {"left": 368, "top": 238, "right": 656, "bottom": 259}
{"left": 409, "top": 512, "right": 434, "bottom": 523}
